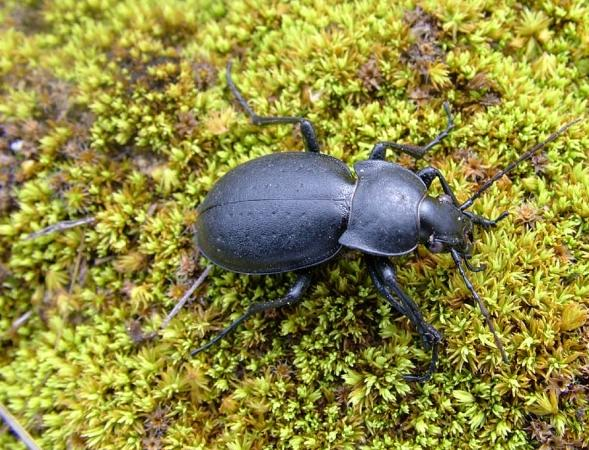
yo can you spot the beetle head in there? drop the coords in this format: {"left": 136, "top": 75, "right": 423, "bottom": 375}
{"left": 419, "top": 118, "right": 580, "bottom": 257}
{"left": 417, "top": 118, "right": 579, "bottom": 366}
{"left": 419, "top": 194, "right": 474, "bottom": 256}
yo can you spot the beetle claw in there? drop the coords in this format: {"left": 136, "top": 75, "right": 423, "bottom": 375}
{"left": 421, "top": 324, "right": 443, "bottom": 350}
{"left": 403, "top": 372, "right": 432, "bottom": 383}
{"left": 404, "top": 336, "right": 440, "bottom": 383}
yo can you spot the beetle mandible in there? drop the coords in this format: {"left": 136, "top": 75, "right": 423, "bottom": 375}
{"left": 191, "top": 61, "right": 579, "bottom": 381}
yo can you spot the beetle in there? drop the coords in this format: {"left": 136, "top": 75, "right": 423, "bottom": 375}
{"left": 191, "top": 61, "right": 579, "bottom": 381}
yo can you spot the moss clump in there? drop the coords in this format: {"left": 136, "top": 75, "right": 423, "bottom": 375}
{"left": 1, "top": 0, "right": 588, "bottom": 448}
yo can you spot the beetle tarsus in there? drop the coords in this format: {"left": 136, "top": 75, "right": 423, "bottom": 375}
{"left": 191, "top": 272, "right": 312, "bottom": 356}
{"left": 190, "top": 313, "right": 250, "bottom": 355}
{"left": 369, "top": 141, "right": 427, "bottom": 160}
{"left": 226, "top": 61, "right": 321, "bottom": 153}
{"left": 421, "top": 101, "right": 455, "bottom": 153}
{"left": 403, "top": 339, "right": 440, "bottom": 383}
{"left": 420, "top": 323, "right": 443, "bottom": 351}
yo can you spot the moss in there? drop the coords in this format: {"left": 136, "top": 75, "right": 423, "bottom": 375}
{"left": 0, "top": 0, "right": 588, "bottom": 448}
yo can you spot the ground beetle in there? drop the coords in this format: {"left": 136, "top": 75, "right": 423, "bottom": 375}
{"left": 191, "top": 62, "right": 579, "bottom": 381}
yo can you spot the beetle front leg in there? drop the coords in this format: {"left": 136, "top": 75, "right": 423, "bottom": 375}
{"left": 367, "top": 262, "right": 407, "bottom": 316}
{"left": 191, "top": 271, "right": 312, "bottom": 356}
{"left": 417, "top": 167, "right": 460, "bottom": 206}
{"left": 226, "top": 61, "right": 321, "bottom": 153}
{"left": 369, "top": 256, "right": 442, "bottom": 382}
{"left": 369, "top": 102, "right": 454, "bottom": 160}
{"left": 463, "top": 210, "right": 509, "bottom": 228}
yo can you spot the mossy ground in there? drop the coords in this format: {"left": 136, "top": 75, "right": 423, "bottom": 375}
{"left": 0, "top": 0, "right": 588, "bottom": 449}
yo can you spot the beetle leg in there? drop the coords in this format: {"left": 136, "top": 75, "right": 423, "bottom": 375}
{"left": 369, "top": 141, "right": 428, "bottom": 160}
{"left": 373, "top": 258, "right": 442, "bottom": 348}
{"left": 369, "top": 102, "right": 454, "bottom": 160}
{"left": 367, "top": 261, "right": 407, "bottom": 315}
{"left": 370, "top": 256, "right": 442, "bottom": 382}
{"left": 419, "top": 102, "right": 454, "bottom": 153}
{"left": 463, "top": 210, "right": 509, "bottom": 229}
{"left": 226, "top": 61, "right": 321, "bottom": 153}
{"left": 191, "top": 271, "right": 312, "bottom": 356}
{"left": 417, "top": 167, "right": 460, "bottom": 206}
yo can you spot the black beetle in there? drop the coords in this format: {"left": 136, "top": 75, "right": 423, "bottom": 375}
{"left": 191, "top": 62, "right": 579, "bottom": 381}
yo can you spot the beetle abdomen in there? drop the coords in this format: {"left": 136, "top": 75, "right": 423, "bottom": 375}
{"left": 196, "top": 152, "right": 355, "bottom": 274}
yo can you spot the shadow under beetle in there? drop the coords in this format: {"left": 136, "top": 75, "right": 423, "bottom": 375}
{"left": 192, "top": 61, "right": 579, "bottom": 381}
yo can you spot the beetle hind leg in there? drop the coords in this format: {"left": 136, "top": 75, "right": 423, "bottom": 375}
{"left": 191, "top": 271, "right": 312, "bottom": 356}
{"left": 226, "top": 61, "right": 321, "bottom": 153}
{"left": 367, "top": 256, "right": 442, "bottom": 382}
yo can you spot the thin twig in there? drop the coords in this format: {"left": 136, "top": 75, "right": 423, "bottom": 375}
{"left": 159, "top": 265, "right": 212, "bottom": 330}
{"left": 69, "top": 241, "right": 86, "bottom": 293}
{"left": 1, "top": 310, "right": 34, "bottom": 340}
{"left": 11, "top": 310, "right": 34, "bottom": 331}
{"left": 25, "top": 217, "right": 96, "bottom": 240}
{"left": 0, "top": 403, "right": 42, "bottom": 450}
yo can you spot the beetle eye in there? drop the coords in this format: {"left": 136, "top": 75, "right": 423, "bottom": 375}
{"left": 439, "top": 194, "right": 453, "bottom": 204}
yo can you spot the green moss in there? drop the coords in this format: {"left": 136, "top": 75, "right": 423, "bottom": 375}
{"left": 1, "top": 0, "right": 588, "bottom": 448}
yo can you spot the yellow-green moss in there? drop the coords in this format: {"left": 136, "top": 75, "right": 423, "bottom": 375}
{"left": 1, "top": 0, "right": 588, "bottom": 449}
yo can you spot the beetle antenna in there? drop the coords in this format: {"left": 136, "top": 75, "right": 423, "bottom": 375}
{"left": 451, "top": 249, "right": 509, "bottom": 363}
{"left": 460, "top": 118, "right": 581, "bottom": 211}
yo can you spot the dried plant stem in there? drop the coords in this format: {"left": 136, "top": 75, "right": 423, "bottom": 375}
{"left": 25, "top": 217, "right": 96, "bottom": 240}
{"left": 0, "top": 403, "right": 42, "bottom": 450}
{"left": 4, "top": 310, "right": 34, "bottom": 337}
{"left": 159, "top": 265, "right": 212, "bottom": 331}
